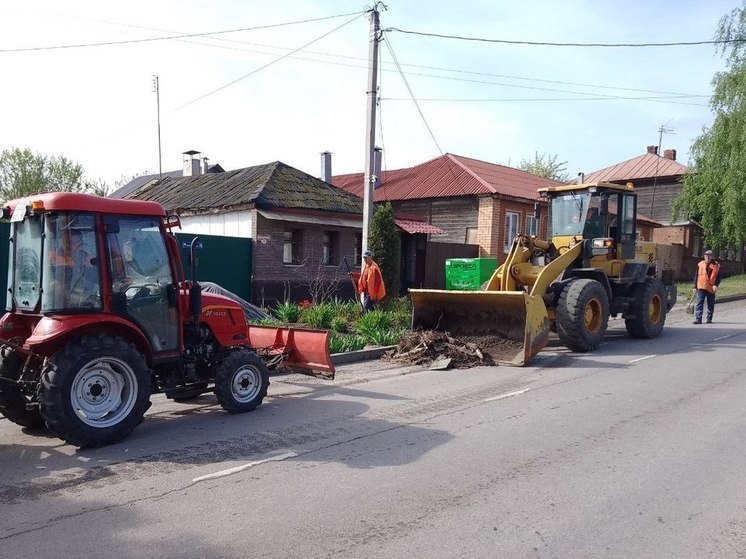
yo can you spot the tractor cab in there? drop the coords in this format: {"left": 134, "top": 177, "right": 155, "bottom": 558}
{"left": 5, "top": 196, "right": 181, "bottom": 354}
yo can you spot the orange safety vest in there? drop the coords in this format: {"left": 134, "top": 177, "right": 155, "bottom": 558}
{"left": 357, "top": 261, "right": 386, "bottom": 301}
{"left": 696, "top": 260, "right": 720, "bottom": 293}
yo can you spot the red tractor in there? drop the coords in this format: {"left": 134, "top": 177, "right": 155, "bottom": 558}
{"left": 0, "top": 192, "right": 334, "bottom": 447}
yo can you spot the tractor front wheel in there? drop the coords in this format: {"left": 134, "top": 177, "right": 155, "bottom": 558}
{"left": 625, "top": 278, "right": 668, "bottom": 339}
{"left": 556, "top": 278, "right": 609, "bottom": 352}
{"left": 214, "top": 350, "right": 269, "bottom": 414}
{"left": 38, "top": 334, "right": 152, "bottom": 448}
{"left": 0, "top": 350, "right": 45, "bottom": 429}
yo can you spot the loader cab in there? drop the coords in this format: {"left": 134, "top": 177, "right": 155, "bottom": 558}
{"left": 544, "top": 182, "right": 637, "bottom": 261}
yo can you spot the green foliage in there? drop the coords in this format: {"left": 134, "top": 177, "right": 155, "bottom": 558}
{"left": 329, "top": 333, "right": 367, "bottom": 353}
{"left": 355, "top": 310, "right": 393, "bottom": 340}
{"left": 0, "top": 147, "right": 108, "bottom": 202}
{"left": 366, "top": 328, "right": 404, "bottom": 346}
{"left": 301, "top": 303, "right": 335, "bottom": 329}
{"left": 518, "top": 152, "right": 569, "bottom": 182}
{"left": 332, "top": 298, "right": 362, "bottom": 321}
{"left": 368, "top": 201, "right": 401, "bottom": 298}
{"left": 330, "top": 316, "right": 349, "bottom": 333}
{"left": 672, "top": 6, "right": 746, "bottom": 250}
{"left": 273, "top": 300, "right": 301, "bottom": 323}
{"left": 250, "top": 317, "right": 281, "bottom": 326}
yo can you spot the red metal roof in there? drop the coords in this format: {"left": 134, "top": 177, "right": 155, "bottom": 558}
{"left": 584, "top": 152, "right": 688, "bottom": 183}
{"left": 395, "top": 218, "right": 444, "bottom": 234}
{"left": 333, "top": 153, "right": 563, "bottom": 202}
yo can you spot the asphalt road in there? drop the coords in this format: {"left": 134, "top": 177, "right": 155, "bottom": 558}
{"left": 1, "top": 300, "right": 745, "bottom": 558}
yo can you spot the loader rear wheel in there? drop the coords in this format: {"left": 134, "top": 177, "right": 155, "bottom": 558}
{"left": 556, "top": 279, "right": 609, "bottom": 352}
{"left": 214, "top": 350, "right": 269, "bottom": 414}
{"left": 625, "top": 278, "right": 668, "bottom": 339}
{"left": 38, "top": 334, "right": 152, "bottom": 448}
{"left": 0, "top": 351, "right": 45, "bottom": 429}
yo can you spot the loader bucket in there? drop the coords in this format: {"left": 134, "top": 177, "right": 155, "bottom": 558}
{"left": 247, "top": 325, "right": 335, "bottom": 378}
{"left": 410, "top": 289, "right": 550, "bottom": 366}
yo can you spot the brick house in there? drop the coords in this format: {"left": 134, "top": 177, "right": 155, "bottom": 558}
{"left": 115, "top": 153, "right": 365, "bottom": 304}
{"left": 333, "top": 153, "right": 568, "bottom": 288}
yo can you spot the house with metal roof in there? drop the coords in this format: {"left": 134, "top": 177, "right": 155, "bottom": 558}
{"left": 333, "top": 152, "right": 566, "bottom": 288}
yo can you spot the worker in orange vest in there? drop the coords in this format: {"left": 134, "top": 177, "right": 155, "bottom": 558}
{"left": 351, "top": 250, "right": 386, "bottom": 312}
{"left": 692, "top": 249, "right": 721, "bottom": 324}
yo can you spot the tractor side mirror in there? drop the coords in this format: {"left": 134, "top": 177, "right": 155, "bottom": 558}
{"left": 533, "top": 202, "right": 541, "bottom": 222}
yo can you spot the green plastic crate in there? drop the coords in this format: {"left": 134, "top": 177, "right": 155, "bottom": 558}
{"left": 445, "top": 258, "right": 498, "bottom": 290}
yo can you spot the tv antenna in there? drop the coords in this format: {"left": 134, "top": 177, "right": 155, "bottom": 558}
{"left": 152, "top": 75, "right": 163, "bottom": 179}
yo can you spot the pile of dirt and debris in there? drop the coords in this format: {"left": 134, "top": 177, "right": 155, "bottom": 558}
{"left": 384, "top": 331, "right": 524, "bottom": 369}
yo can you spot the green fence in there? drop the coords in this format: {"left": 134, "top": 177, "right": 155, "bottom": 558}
{"left": 175, "top": 232, "right": 252, "bottom": 301}
{"left": 0, "top": 223, "right": 253, "bottom": 303}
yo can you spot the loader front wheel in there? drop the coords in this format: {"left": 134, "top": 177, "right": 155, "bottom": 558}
{"left": 214, "top": 350, "right": 269, "bottom": 414}
{"left": 0, "top": 350, "right": 45, "bottom": 429}
{"left": 625, "top": 278, "right": 667, "bottom": 339}
{"left": 38, "top": 335, "right": 152, "bottom": 448}
{"left": 557, "top": 279, "right": 609, "bottom": 352}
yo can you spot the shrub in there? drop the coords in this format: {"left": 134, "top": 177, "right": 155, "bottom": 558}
{"left": 367, "top": 328, "right": 404, "bottom": 346}
{"left": 331, "top": 316, "right": 349, "bottom": 333}
{"left": 329, "top": 333, "right": 367, "bottom": 353}
{"left": 302, "top": 303, "right": 335, "bottom": 329}
{"left": 274, "top": 300, "right": 301, "bottom": 323}
{"left": 356, "top": 310, "right": 393, "bottom": 341}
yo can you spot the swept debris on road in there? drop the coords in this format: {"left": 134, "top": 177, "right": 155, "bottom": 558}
{"left": 384, "top": 331, "right": 524, "bottom": 369}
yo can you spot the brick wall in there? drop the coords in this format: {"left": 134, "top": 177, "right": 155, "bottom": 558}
{"left": 252, "top": 214, "right": 359, "bottom": 305}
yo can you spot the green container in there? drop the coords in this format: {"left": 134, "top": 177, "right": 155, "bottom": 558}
{"left": 445, "top": 258, "right": 498, "bottom": 290}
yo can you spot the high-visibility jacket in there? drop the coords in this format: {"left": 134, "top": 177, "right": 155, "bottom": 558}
{"left": 355, "top": 261, "right": 386, "bottom": 301}
{"left": 695, "top": 260, "right": 721, "bottom": 293}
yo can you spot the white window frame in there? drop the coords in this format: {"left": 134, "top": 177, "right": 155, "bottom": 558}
{"left": 503, "top": 211, "right": 519, "bottom": 253}
{"left": 525, "top": 215, "right": 538, "bottom": 236}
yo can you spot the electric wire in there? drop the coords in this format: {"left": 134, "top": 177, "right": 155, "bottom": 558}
{"left": 0, "top": 11, "right": 364, "bottom": 53}
{"left": 386, "top": 27, "right": 744, "bottom": 48}
{"left": 165, "top": 12, "right": 364, "bottom": 115}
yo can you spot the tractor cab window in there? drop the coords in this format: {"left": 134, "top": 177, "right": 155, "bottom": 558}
{"left": 41, "top": 213, "right": 101, "bottom": 311}
{"left": 9, "top": 217, "right": 43, "bottom": 311}
{"left": 104, "top": 216, "right": 179, "bottom": 352}
{"left": 550, "top": 192, "right": 592, "bottom": 237}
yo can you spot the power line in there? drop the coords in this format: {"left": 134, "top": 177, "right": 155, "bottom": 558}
{"left": 0, "top": 11, "right": 364, "bottom": 53}
{"left": 380, "top": 95, "right": 709, "bottom": 107}
{"left": 386, "top": 27, "right": 743, "bottom": 48}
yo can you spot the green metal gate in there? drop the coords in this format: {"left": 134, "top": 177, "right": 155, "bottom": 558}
{"left": 175, "top": 232, "right": 253, "bottom": 302}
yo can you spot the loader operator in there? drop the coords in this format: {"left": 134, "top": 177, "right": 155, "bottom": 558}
{"left": 49, "top": 229, "right": 99, "bottom": 308}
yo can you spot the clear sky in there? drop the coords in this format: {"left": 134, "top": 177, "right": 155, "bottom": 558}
{"left": 0, "top": 0, "right": 737, "bottom": 189}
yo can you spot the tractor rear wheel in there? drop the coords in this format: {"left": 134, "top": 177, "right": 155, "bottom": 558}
{"left": 625, "top": 278, "right": 668, "bottom": 339}
{"left": 556, "top": 278, "right": 609, "bottom": 352}
{"left": 0, "top": 350, "right": 45, "bottom": 429}
{"left": 214, "top": 350, "right": 269, "bottom": 414}
{"left": 38, "top": 334, "right": 152, "bottom": 448}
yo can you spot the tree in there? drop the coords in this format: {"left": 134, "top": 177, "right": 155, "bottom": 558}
{"left": 518, "top": 152, "right": 570, "bottom": 182}
{"left": 673, "top": 5, "right": 746, "bottom": 251}
{"left": 0, "top": 147, "right": 107, "bottom": 202}
{"left": 368, "top": 202, "right": 401, "bottom": 300}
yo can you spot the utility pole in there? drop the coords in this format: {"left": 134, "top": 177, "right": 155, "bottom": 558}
{"left": 362, "top": 3, "right": 382, "bottom": 263}
{"left": 152, "top": 75, "right": 163, "bottom": 180}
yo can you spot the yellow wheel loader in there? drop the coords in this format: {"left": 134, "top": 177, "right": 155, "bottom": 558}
{"left": 410, "top": 182, "right": 676, "bottom": 366}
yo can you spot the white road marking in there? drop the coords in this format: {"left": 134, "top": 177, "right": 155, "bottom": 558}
{"left": 484, "top": 388, "right": 531, "bottom": 402}
{"left": 629, "top": 355, "right": 656, "bottom": 363}
{"left": 714, "top": 334, "right": 735, "bottom": 341}
{"left": 192, "top": 451, "right": 297, "bottom": 483}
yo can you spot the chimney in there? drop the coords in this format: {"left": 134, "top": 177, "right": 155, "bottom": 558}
{"left": 663, "top": 149, "right": 677, "bottom": 161}
{"left": 577, "top": 172, "right": 585, "bottom": 184}
{"left": 374, "top": 147, "right": 382, "bottom": 189}
{"left": 182, "top": 150, "right": 201, "bottom": 177}
{"left": 202, "top": 156, "right": 210, "bottom": 174}
{"left": 320, "top": 151, "right": 332, "bottom": 183}
{"left": 646, "top": 145, "right": 658, "bottom": 155}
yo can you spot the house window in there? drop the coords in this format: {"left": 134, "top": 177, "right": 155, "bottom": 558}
{"left": 525, "top": 215, "right": 538, "bottom": 236}
{"left": 322, "top": 232, "right": 338, "bottom": 265}
{"left": 466, "top": 227, "right": 478, "bottom": 244}
{"left": 503, "top": 212, "right": 519, "bottom": 253}
{"left": 283, "top": 229, "right": 302, "bottom": 264}
{"left": 354, "top": 233, "right": 363, "bottom": 263}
